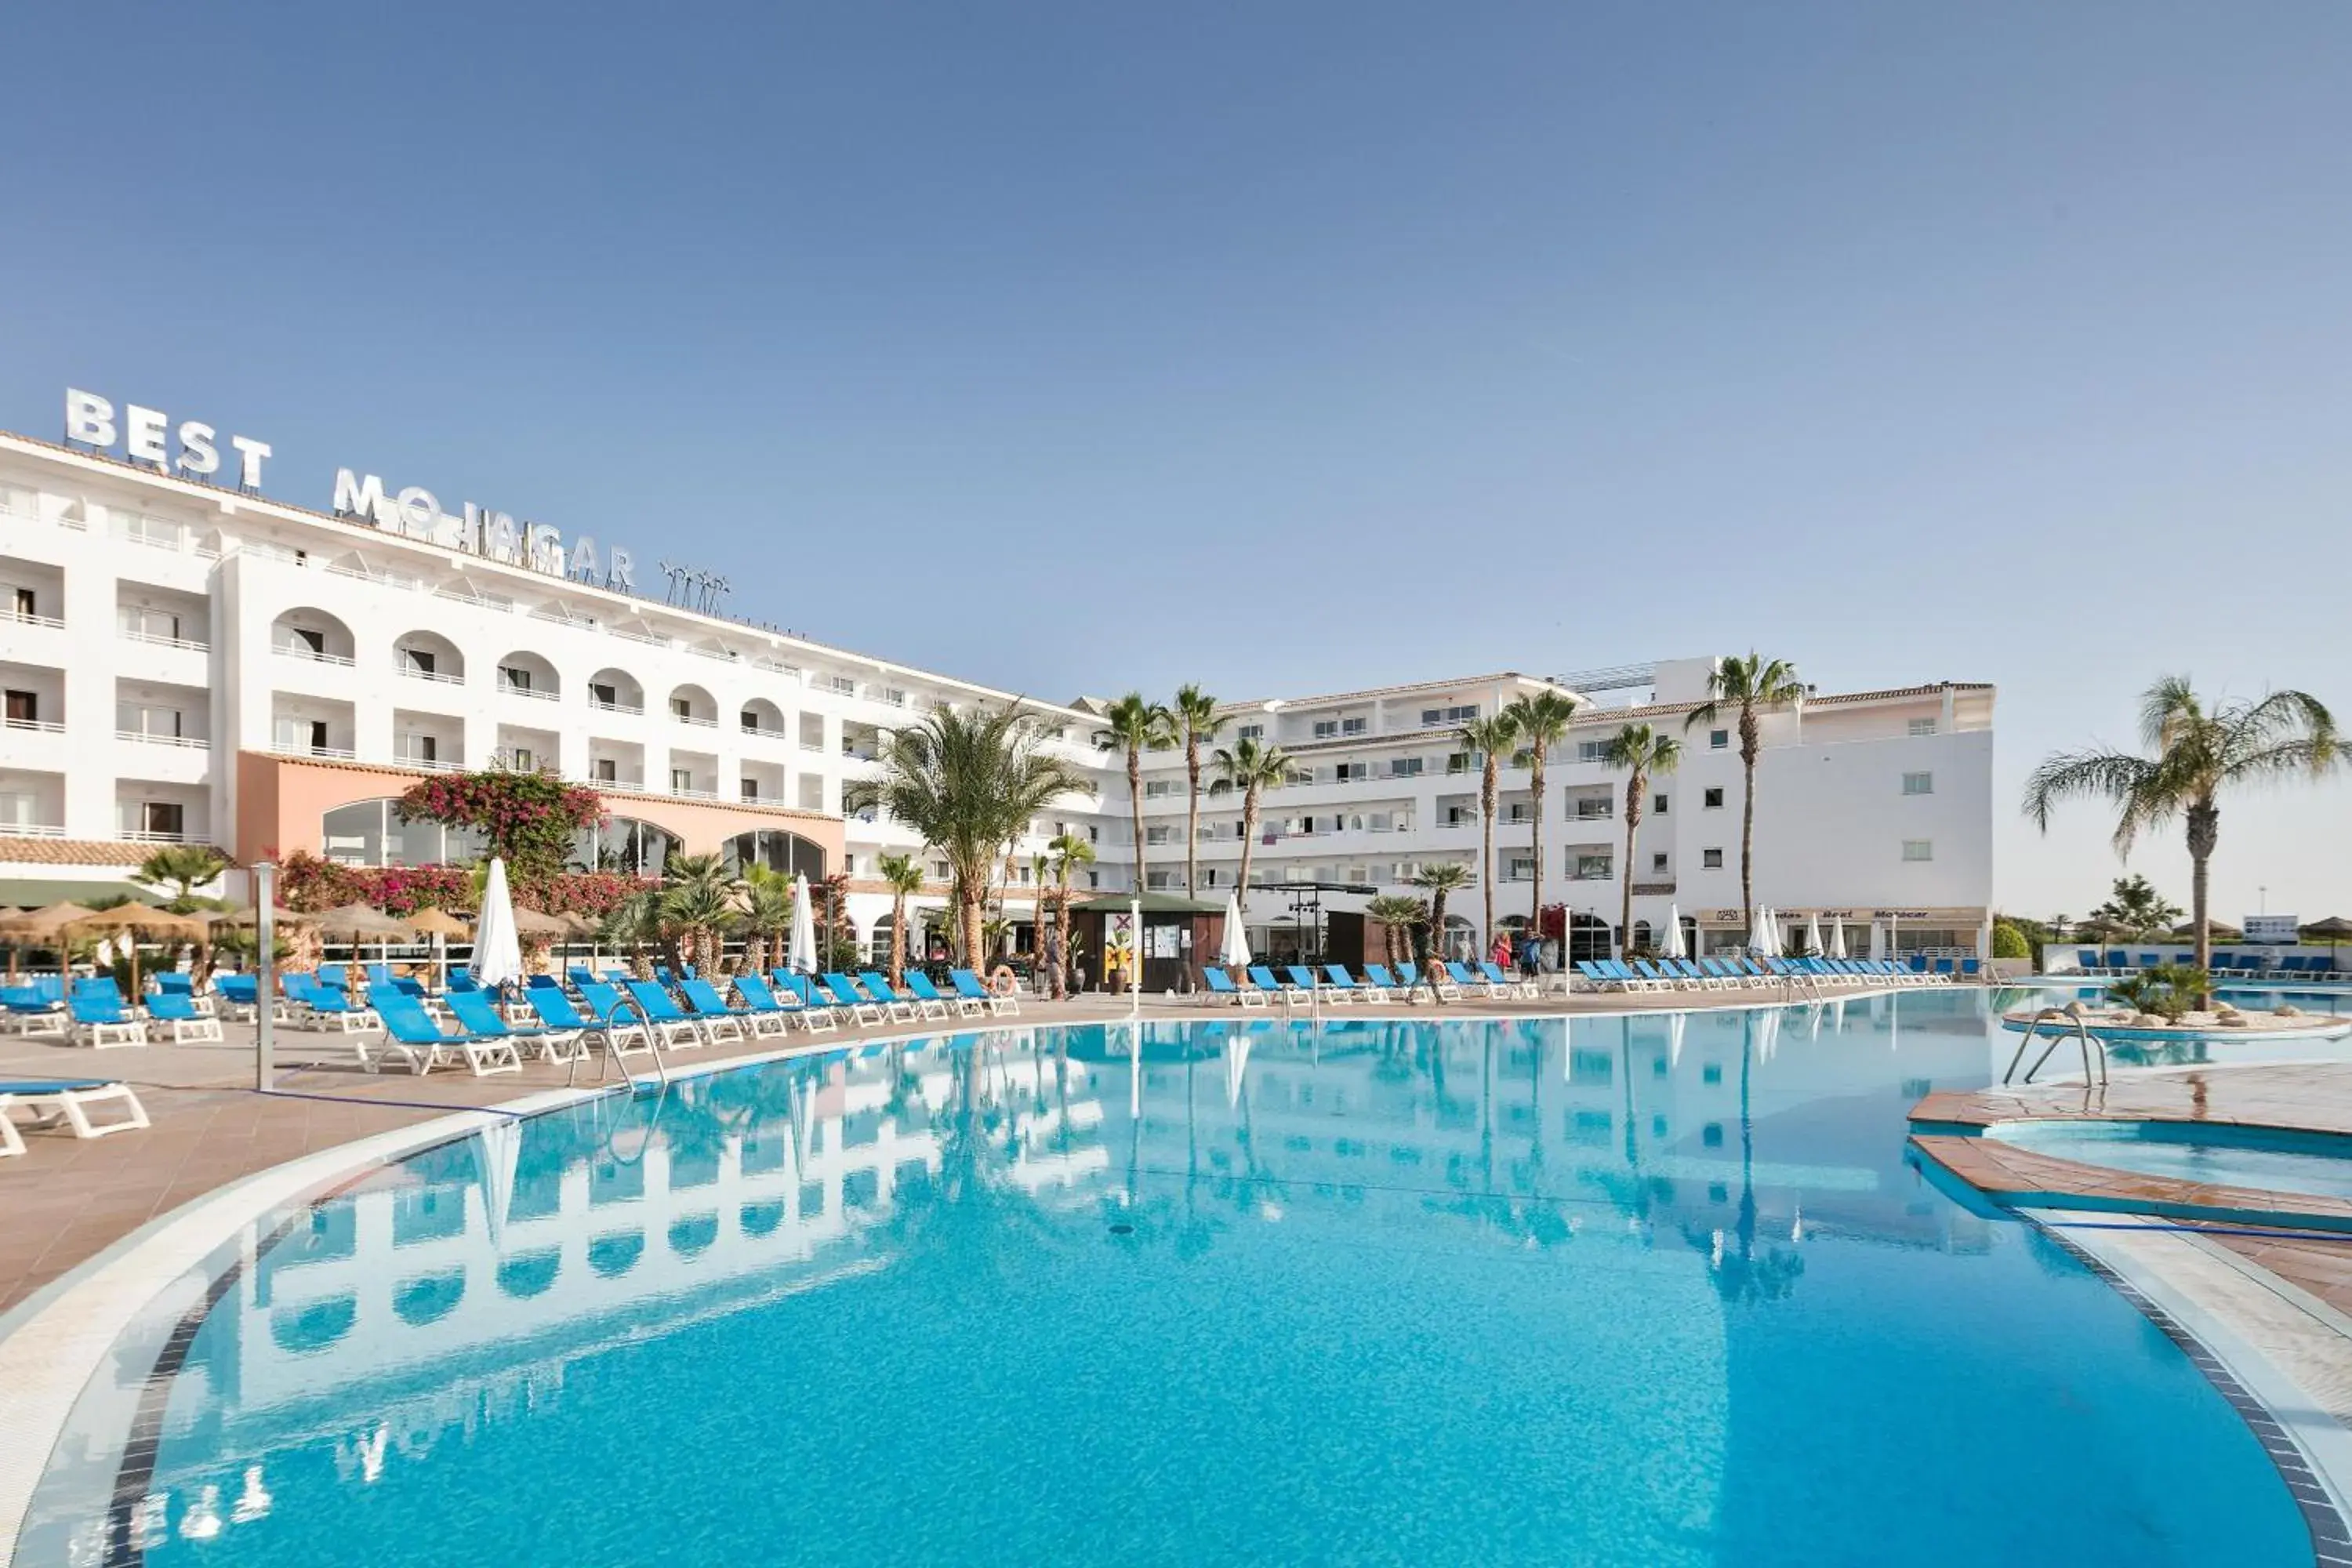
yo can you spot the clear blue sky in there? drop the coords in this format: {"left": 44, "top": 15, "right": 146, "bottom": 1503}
{"left": 5, "top": 2, "right": 2349, "bottom": 922}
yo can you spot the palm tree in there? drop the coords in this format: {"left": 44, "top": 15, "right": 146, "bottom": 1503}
{"left": 1501, "top": 690, "right": 1581, "bottom": 942}
{"left": 1413, "top": 862, "right": 1475, "bottom": 963}
{"left": 1207, "top": 735, "right": 1291, "bottom": 908}
{"left": 1172, "top": 685, "right": 1225, "bottom": 899}
{"left": 737, "top": 863, "right": 794, "bottom": 976}
{"left": 135, "top": 844, "right": 227, "bottom": 909}
{"left": 846, "top": 702, "right": 1095, "bottom": 964}
{"left": 877, "top": 852, "right": 924, "bottom": 983}
{"left": 1046, "top": 831, "right": 1095, "bottom": 998}
{"left": 658, "top": 853, "right": 739, "bottom": 972}
{"left": 1600, "top": 723, "right": 1682, "bottom": 957}
{"left": 1094, "top": 694, "right": 1174, "bottom": 898}
{"left": 1683, "top": 652, "right": 1805, "bottom": 943}
{"left": 2025, "top": 676, "right": 2339, "bottom": 971}
{"left": 1365, "top": 893, "right": 1428, "bottom": 966}
{"left": 1456, "top": 712, "right": 1523, "bottom": 952}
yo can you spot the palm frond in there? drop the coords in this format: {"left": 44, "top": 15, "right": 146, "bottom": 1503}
{"left": 2020, "top": 748, "right": 2158, "bottom": 834}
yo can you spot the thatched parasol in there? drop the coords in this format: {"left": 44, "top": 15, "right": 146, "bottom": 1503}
{"left": 406, "top": 909, "right": 471, "bottom": 938}
{"left": 0, "top": 902, "right": 98, "bottom": 984}
{"left": 209, "top": 905, "right": 311, "bottom": 928}
{"left": 310, "top": 903, "right": 419, "bottom": 942}
{"left": 2301, "top": 916, "right": 2352, "bottom": 942}
{"left": 65, "top": 904, "right": 209, "bottom": 999}
{"left": 508, "top": 906, "right": 571, "bottom": 939}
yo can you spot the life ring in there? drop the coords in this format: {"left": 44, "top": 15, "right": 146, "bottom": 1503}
{"left": 989, "top": 966, "right": 1018, "bottom": 998}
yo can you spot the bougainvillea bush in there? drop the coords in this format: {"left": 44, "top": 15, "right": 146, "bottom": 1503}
{"left": 397, "top": 768, "right": 605, "bottom": 883}
{"left": 276, "top": 851, "right": 650, "bottom": 918}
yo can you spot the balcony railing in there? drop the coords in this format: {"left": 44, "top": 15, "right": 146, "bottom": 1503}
{"left": 396, "top": 752, "right": 465, "bottom": 772}
{"left": 274, "top": 643, "right": 356, "bottom": 666}
{"left": 118, "top": 828, "right": 191, "bottom": 844}
{"left": 672, "top": 713, "right": 718, "bottom": 728}
{"left": 116, "top": 730, "right": 210, "bottom": 750}
{"left": 5, "top": 608, "right": 64, "bottom": 630}
{"left": 4, "top": 717, "right": 64, "bottom": 735}
{"left": 0, "top": 823, "right": 66, "bottom": 837}
{"left": 589, "top": 697, "right": 644, "bottom": 715}
{"left": 499, "top": 679, "right": 558, "bottom": 702}
{"left": 273, "top": 742, "right": 358, "bottom": 760}
{"left": 121, "top": 628, "right": 209, "bottom": 652}
{"left": 668, "top": 785, "right": 720, "bottom": 800}
{"left": 397, "top": 662, "right": 464, "bottom": 685}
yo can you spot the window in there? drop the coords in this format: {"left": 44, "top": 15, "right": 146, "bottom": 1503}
{"left": 1237, "top": 724, "right": 1263, "bottom": 741}
{"left": 1653, "top": 793, "right": 1668, "bottom": 814}
{"left": 1903, "top": 771, "right": 1934, "bottom": 795}
{"left": 293, "top": 626, "right": 325, "bottom": 655}
{"left": 10, "top": 587, "right": 32, "bottom": 619}
{"left": 1087, "top": 870, "right": 1101, "bottom": 888}
{"left": 1506, "top": 855, "right": 1535, "bottom": 882}
{"left": 410, "top": 735, "right": 437, "bottom": 764}
{"left": 671, "top": 768, "right": 692, "bottom": 793}
{"left": 1576, "top": 739, "right": 1607, "bottom": 763}
{"left": 1444, "top": 804, "right": 1475, "bottom": 826}
{"left": 1446, "top": 752, "right": 1472, "bottom": 775}
{"left": 1902, "top": 840, "right": 1934, "bottom": 862}
{"left": 1144, "top": 779, "right": 1174, "bottom": 798}
{"left": 1702, "top": 848, "right": 1723, "bottom": 869}
{"left": 1338, "top": 717, "right": 1367, "bottom": 735}
{"left": 1571, "top": 853, "right": 1613, "bottom": 881}
{"left": 139, "top": 801, "right": 184, "bottom": 839}
{"left": 404, "top": 648, "right": 435, "bottom": 677}
{"left": 594, "top": 759, "right": 617, "bottom": 783}
{"left": 1145, "top": 826, "right": 1172, "bottom": 845}
{"left": 826, "top": 675, "right": 856, "bottom": 696}
{"left": 1312, "top": 720, "right": 1338, "bottom": 739}
{"left": 1087, "top": 824, "right": 1099, "bottom": 843}
{"left": 5, "top": 690, "right": 36, "bottom": 725}
{"left": 1334, "top": 762, "right": 1368, "bottom": 782}
{"left": 506, "top": 746, "right": 535, "bottom": 771}
{"left": 1387, "top": 757, "right": 1423, "bottom": 778}
{"left": 1203, "top": 867, "right": 1221, "bottom": 887}
{"left": 1421, "top": 704, "right": 1477, "bottom": 728}
{"left": 1709, "top": 729, "right": 1729, "bottom": 750}
{"left": 882, "top": 687, "right": 907, "bottom": 708}
{"left": 740, "top": 710, "right": 760, "bottom": 731}
{"left": 741, "top": 779, "right": 760, "bottom": 802}
{"left": 590, "top": 682, "right": 616, "bottom": 706}
{"left": 1702, "top": 787, "right": 1724, "bottom": 809}
{"left": 1508, "top": 749, "right": 1532, "bottom": 769}
{"left": 502, "top": 665, "right": 532, "bottom": 692}
{"left": 670, "top": 697, "right": 691, "bottom": 720}
{"left": 1651, "top": 853, "right": 1669, "bottom": 874}
{"left": 1909, "top": 717, "right": 1938, "bottom": 738}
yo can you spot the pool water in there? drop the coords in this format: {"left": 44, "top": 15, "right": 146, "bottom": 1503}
{"left": 1992, "top": 1119, "right": 2352, "bottom": 1200}
{"left": 18, "top": 994, "right": 2318, "bottom": 1566}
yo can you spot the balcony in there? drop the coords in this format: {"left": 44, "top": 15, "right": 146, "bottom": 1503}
{"left": 273, "top": 741, "right": 357, "bottom": 760}
{"left": 4, "top": 717, "right": 64, "bottom": 736}
{"left": 500, "top": 681, "right": 559, "bottom": 702}
{"left": 119, "top": 628, "right": 208, "bottom": 653}
{"left": 118, "top": 827, "right": 195, "bottom": 844}
{"left": 668, "top": 785, "right": 720, "bottom": 801}
{"left": 396, "top": 751, "right": 465, "bottom": 772}
{"left": 672, "top": 713, "right": 719, "bottom": 729}
{"left": 274, "top": 644, "right": 356, "bottom": 668}
{"left": 5, "top": 608, "right": 65, "bottom": 631}
{"left": 400, "top": 666, "right": 465, "bottom": 687}
{"left": 116, "top": 730, "right": 210, "bottom": 750}
{"left": 590, "top": 697, "right": 645, "bottom": 715}
{"left": 0, "top": 822, "right": 65, "bottom": 837}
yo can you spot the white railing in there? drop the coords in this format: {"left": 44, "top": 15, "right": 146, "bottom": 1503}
{"left": 589, "top": 698, "right": 644, "bottom": 714}
{"left": 113, "top": 524, "right": 184, "bottom": 552}
{"left": 529, "top": 605, "right": 588, "bottom": 626}
{"left": 612, "top": 627, "right": 669, "bottom": 648}
{"left": 191, "top": 543, "right": 222, "bottom": 561}
{"left": 396, "top": 753, "right": 464, "bottom": 772}
{"left": 398, "top": 666, "right": 465, "bottom": 685}
{"left": 274, "top": 644, "right": 357, "bottom": 667}
{"left": 4, "top": 717, "right": 64, "bottom": 735}
{"left": 118, "top": 828, "right": 191, "bottom": 844}
{"left": 499, "top": 680, "right": 559, "bottom": 702}
{"left": 0, "top": 823, "right": 66, "bottom": 837}
{"left": 673, "top": 713, "right": 718, "bottom": 728}
{"left": 688, "top": 645, "right": 735, "bottom": 662}
{"left": 116, "top": 730, "right": 210, "bottom": 750}
{"left": 584, "top": 773, "right": 645, "bottom": 790}
{"left": 669, "top": 786, "right": 720, "bottom": 800}
{"left": 120, "top": 629, "right": 209, "bottom": 652}
{"left": 740, "top": 723, "right": 785, "bottom": 739}
{"left": 5, "top": 609, "right": 64, "bottom": 630}
{"left": 273, "top": 742, "right": 357, "bottom": 760}
{"left": 753, "top": 658, "right": 799, "bottom": 676}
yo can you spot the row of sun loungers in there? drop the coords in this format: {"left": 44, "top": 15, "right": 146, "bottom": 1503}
{"left": 1573, "top": 956, "right": 1953, "bottom": 992}
{"left": 1200, "top": 961, "right": 1539, "bottom": 1007}
{"left": 2072, "top": 949, "right": 2341, "bottom": 981}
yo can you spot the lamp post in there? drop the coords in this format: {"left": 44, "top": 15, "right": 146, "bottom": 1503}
{"left": 254, "top": 861, "right": 276, "bottom": 1093}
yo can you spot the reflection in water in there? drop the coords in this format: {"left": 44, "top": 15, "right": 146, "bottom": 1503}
{"left": 19, "top": 996, "right": 2315, "bottom": 1566}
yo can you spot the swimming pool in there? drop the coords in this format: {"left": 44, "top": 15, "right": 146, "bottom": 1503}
{"left": 1991, "top": 1119, "right": 2352, "bottom": 1201}
{"left": 14, "top": 995, "right": 2321, "bottom": 1565}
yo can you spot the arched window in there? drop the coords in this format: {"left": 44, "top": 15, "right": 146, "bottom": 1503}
{"left": 667, "top": 684, "right": 718, "bottom": 727}
{"left": 322, "top": 798, "right": 486, "bottom": 867}
{"left": 586, "top": 667, "right": 644, "bottom": 713}
{"left": 392, "top": 630, "right": 465, "bottom": 684}
{"left": 271, "top": 607, "right": 356, "bottom": 664}
{"left": 721, "top": 829, "right": 826, "bottom": 880}
{"left": 572, "top": 816, "right": 678, "bottom": 876}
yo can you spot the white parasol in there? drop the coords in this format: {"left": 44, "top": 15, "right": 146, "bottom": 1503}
{"left": 788, "top": 875, "right": 818, "bottom": 974}
{"left": 1661, "top": 902, "right": 1685, "bottom": 960}
{"left": 470, "top": 858, "right": 524, "bottom": 991}
{"left": 1804, "top": 913, "right": 1823, "bottom": 957}
{"left": 1827, "top": 918, "right": 1847, "bottom": 960}
{"left": 1219, "top": 891, "right": 1250, "bottom": 968}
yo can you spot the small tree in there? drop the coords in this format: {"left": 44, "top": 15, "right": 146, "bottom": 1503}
{"left": 1365, "top": 894, "right": 1428, "bottom": 966}
{"left": 136, "top": 845, "right": 228, "bottom": 909}
{"left": 2083, "top": 874, "right": 2183, "bottom": 940}
{"left": 1412, "top": 862, "right": 1475, "bottom": 964}
{"left": 398, "top": 764, "right": 604, "bottom": 884}
{"left": 878, "top": 852, "right": 924, "bottom": 984}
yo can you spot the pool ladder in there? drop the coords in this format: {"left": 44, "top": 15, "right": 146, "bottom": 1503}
{"left": 2003, "top": 1007, "right": 2108, "bottom": 1087}
{"left": 566, "top": 990, "right": 672, "bottom": 1093}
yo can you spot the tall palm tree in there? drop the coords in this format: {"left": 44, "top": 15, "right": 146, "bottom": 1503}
{"left": 1601, "top": 722, "right": 1682, "bottom": 956}
{"left": 737, "top": 863, "right": 793, "bottom": 976}
{"left": 1456, "top": 712, "right": 1523, "bottom": 950}
{"left": 1412, "top": 862, "right": 1475, "bottom": 963}
{"left": 1172, "top": 685, "right": 1225, "bottom": 899}
{"left": 1047, "top": 831, "right": 1095, "bottom": 998}
{"left": 1683, "top": 653, "right": 1804, "bottom": 943}
{"left": 658, "top": 852, "right": 740, "bottom": 972}
{"left": 1094, "top": 693, "right": 1174, "bottom": 897}
{"left": 2025, "top": 676, "right": 2339, "bottom": 971}
{"left": 847, "top": 702, "right": 1095, "bottom": 964}
{"left": 877, "top": 852, "right": 924, "bottom": 983}
{"left": 1502, "top": 690, "right": 1581, "bottom": 942}
{"left": 1207, "top": 735, "right": 1291, "bottom": 907}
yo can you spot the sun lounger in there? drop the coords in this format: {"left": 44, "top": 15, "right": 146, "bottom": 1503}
{"left": 0, "top": 1077, "right": 150, "bottom": 1156}
{"left": 285, "top": 974, "right": 377, "bottom": 1033}
{"left": 67, "top": 992, "right": 145, "bottom": 1048}
{"left": 768, "top": 971, "right": 844, "bottom": 1032}
{"left": 143, "top": 991, "right": 223, "bottom": 1044}
{"left": 1203, "top": 968, "right": 1262, "bottom": 1007}
{"left": 1285, "top": 964, "right": 1348, "bottom": 1004}
{"left": 445, "top": 989, "right": 580, "bottom": 1063}
{"left": 1476, "top": 960, "right": 1534, "bottom": 1000}
{"left": 899, "top": 971, "right": 960, "bottom": 1019}
{"left": 859, "top": 971, "right": 936, "bottom": 1022}
{"left": 623, "top": 980, "right": 713, "bottom": 1048}
{"left": 1443, "top": 962, "right": 1495, "bottom": 999}
{"left": 822, "top": 973, "right": 889, "bottom": 1027}
{"left": 525, "top": 984, "right": 654, "bottom": 1061}
{"left": 675, "top": 978, "right": 753, "bottom": 1044}
{"left": 1318, "top": 964, "right": 1385, "bottom": 1004}
{"left": 365, "top": 989, "right": 521, "bottom": 1076}
{"left": 949, "top": 967, "right": 1018, "bottom": 1016}
{"left": 720, "top": 973, "right": 794, "bottom": 1036}
{"left": 1361, "top": 964, "right": 1414, "bottom": 1001}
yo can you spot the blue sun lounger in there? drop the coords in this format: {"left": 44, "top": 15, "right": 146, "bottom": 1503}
{"left": 445, "top": 988, "right": 579, "bottom": 1063}
{"left": 949, "top": 967, "right": 1018, "bottom": 1016}
{"left": 822, "top": 973, "right": 888, "bottom": 1027}
{"left": 0, "top": 1077, "right": 150, "bottom": 1156}
{"left": 365, "top": 989, "right": 521, "bottom": 1076}
{"left": 1202, "top": 968, "right": 1261, "bottom": 1007}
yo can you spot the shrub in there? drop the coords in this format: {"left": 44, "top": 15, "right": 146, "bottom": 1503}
{"left": 1990, "top": 921, "right": 2031, "bottom": 960}
{"left": 397, "top": 767, "right": 605, "bottom": 883}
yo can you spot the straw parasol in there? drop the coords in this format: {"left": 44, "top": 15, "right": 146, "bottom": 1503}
{"left": 310, "top": 903, "right": 417, "bottom": 941}
{"left": 65, "top": 904, "right": 208, "bottom": 1000}
{"left": 209, "top": 905, "right": 310, "bottom": 928}
{"left": 0, "top": 902, "right": 96, "bottom": 985}
{"left": 509, "top": 907, "right": 570, "bottom": 938}
{"left": 408, "top": 908, "right": 470, "bottom": 991}
{"left": 2302, "top": 916, "right": 2352, "bottom": 942}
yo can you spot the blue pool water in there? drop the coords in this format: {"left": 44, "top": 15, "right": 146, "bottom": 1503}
{"left": 1992, "top": 1119, "right": 2352, "bottom": 1201}
{"left": 19, "top": 994, "right": 2318, "bottom": 1566}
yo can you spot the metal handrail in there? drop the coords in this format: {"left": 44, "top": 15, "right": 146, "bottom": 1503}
{"left": 568, "top": 989, "right": 669, "bottom": 1091}
{"left": 2003, "top": 1008, "right": 2107, "bottom": 1087}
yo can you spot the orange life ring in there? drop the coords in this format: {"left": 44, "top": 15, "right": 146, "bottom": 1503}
{"left": 989, "top": 966, "right": 1018, "bottom": 997}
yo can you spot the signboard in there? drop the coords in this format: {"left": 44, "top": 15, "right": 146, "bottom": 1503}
{"left": 60, "top": 387, "right": 731, "bottom": 609}
{"left": 2245, "top": 914, "right": 2300, "bottom": 945}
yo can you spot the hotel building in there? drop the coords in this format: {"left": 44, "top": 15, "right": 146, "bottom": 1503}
{"left": 0, "top": 390, "right": 1994, "bottom": 964}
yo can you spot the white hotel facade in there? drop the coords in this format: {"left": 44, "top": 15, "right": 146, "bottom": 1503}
{"left": 0, "top": 390, "right": 1994, "bottom": 964}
